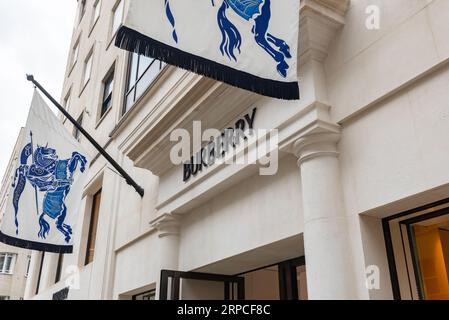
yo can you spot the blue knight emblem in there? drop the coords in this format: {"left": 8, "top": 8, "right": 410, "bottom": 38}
{"left": 164, "top": 0, "right": 292, "bottom": 77}
{"left": 11, "top": 132, "right": 87, "bottom": 243}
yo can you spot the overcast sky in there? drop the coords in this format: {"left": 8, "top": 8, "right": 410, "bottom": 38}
{"left": 0, "top": 0, "right": 77, "bottom": 180}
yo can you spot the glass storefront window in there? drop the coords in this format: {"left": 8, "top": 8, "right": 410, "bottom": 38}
{"left": 244, "top": 266, "right": 280, "bottom": 300}
{"left": 133, "top": 290, "right": 156, "bottom": 300}
{"left": 159, "top": 258, "right": 307, "bottom": 300}
{"left": 411, "top": 216, "right": 449, "bottom": 300}
{"left": 296, "top": 265, "right": 308, "bottom": 300}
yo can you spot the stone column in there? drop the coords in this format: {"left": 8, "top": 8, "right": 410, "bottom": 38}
{"left": 293, "top": 130, "right": 360, "bottom": 299}
{"left": 151, "top": 213, "right": 180, "bottom": 299}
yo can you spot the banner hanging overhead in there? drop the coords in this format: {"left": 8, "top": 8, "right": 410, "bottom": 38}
{"left": 0, "top": 92, "right": 89, "bottom": 253}
{"left": 115, "top": 0, "right": 300, "bottom": 100}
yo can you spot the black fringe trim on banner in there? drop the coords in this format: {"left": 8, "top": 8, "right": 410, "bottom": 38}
{"left": 0, "top": 231, "right": 73, "bottom": 254}
{"left": 115, "top": 26, "right": 300, "bottom": 100}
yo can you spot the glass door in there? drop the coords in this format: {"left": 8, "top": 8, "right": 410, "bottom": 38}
{"left": 239, "top": 256, "right": 307, "bottom": 300}
{"left": 160, "top": 256, "right": 307, "bottom": 301}
{"left": 401, "top": 212, "right": 449, "bottom": 300}
{"left": 278, "top": 257, "right": 307, "bottom": 300}
{"left": 159, "top": 270, "right": 245, "bottom": 300}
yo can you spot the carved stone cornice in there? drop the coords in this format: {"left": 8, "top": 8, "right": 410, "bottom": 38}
{"left": 292, "top": 131, "right": 340, "bottom": 166}
{"left": 150, "top": 213, "right": 180, "bottom": 238}
{"left": 299, "top": 0, "right": 350, "bottom": 65}
{"left": 279, "top": 101, "right": 341, "bottom": 166}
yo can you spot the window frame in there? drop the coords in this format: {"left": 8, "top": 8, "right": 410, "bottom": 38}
{"left": 24, "top": 255, "right": 31, "bottom": 278}
{"left": 132, "top": 289, "right": 156, "bottom": 300}
{"left": 55, "top": 254, "right": 64, "bottom": 284}
{"left": 90, "top": 0, "right": 102, "bottom": 34}
{"left": 64, "top": 89, "right": 72, "bottom": 112}
{"left": 110, "top": 0, "right": 124, "bottom": 39}
{"left": 71, "top": 38, "right": 80, "bottom": 70}
{"left": 81, "top": 48, "right": 94, "bottom": 92}
{"left": 0, "top": 253, "right": 16, "bottom": 274}
{"left": 93, "top": 0, "right": 101, "bottom": 26}
{"left": 79, "top": 0, "right": 87, "bottom": 23}
{"left": 73, "top": 113, "right": 84, "bottom": 142}
{"left": 85, "top": 189, "right": 102, "bottom": 266}
{"left": 123, "top": 53, "right": 165, "bottom": 115}
{"left": 35, "top": 252, "right": 45, "bottom": 295}
{"left": 100, "top": 66, "right": 115, "bottom": 119}
{"left": 383, "top": 199, "right": 449, "bottom": 300}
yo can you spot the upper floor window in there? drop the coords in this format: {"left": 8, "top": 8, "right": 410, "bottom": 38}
{"left": 0, "top": 253, "right": 16, "bottom": 274}
{"left": 83, "top": 50, "right": 93, "bottom": 88}
{"left": 85, "top": 190, "right": 102, "bottom": 265}
{"left": 73, "top": 113, "right": 83, "bottom": 141}
{"left": 124, "top": 53, "right": 164, "bottom": 114}
{"left": 111, "top": 0, "right": 124, "bottom": 37}
{"left": 55, "top": 254, "right": 64, "bottom": 284}
{"left": 64, "top": 91, "right": 71, "bottom": 112}
{"left": 101, "top": 68, "right": 115, "bottom": 117}
{"left": 25, "top": 255, "right": 31, "bottom": 278}
{"left": 79, "top": 0, "right": 87, "bottom": 23}
{"left": 71, "top": 40, "right": 80, "bottom": 68}
{"left": 35, "top": 252, "right": 45, "bottom": 295}
{"left": 91, "top": 0, "right": 101, "bottom": 30}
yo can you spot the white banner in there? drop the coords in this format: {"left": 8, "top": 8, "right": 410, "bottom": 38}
{"left": 116, "top": 0, "right": 300, "bottom": 100}
{"left": 0, "top": 92, "right": 89, "bottom": 253}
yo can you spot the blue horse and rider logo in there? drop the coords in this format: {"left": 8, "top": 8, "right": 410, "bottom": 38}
{"left": 164, "top": 0, "right": 292, "bottom": 77}
{"left": 11, "top": 131, "right": 87, "bottom": 243}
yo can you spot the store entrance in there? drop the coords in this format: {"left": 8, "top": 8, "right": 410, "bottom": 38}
{"left": 160, "top": 270, "right": 245, "bottom": 300}
{"left": 159, "top": 257, "right": 307, "bottom": 300}
{"left": 385, "top": 203, "right": 449, "bottom": 300}
{"left": 239, "top": 257, "right": 307, "bottom": 300}
{"left": 402, "top": 212, "right": 449, "bottom": 300}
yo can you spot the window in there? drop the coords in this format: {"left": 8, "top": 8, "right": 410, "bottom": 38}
{"left": 101, "top": 69, "right": 114, "bottom": 117}
{"left": 124, "top": 53, "right": 164, "bottom": 114}
{"left": 159, "top": 257, "right": 306, "bottom": 300}
{"left": 55, "top": 254, "right": 64, "bottom": 284}
{"left": 0, "top": 253, "right": 16, "bottom": 274}
{"left": 85, "top": 190, "right": 102, "bottom": 265}
{"left": 25, "top": 255, "right": 31, "bottom": 278}
{"left": 79, "top": 0, "right": 86, "bottom": 23}
{"left": 35, "top": 252, "right": 45, "bottom": 295}
{"left": 111, "top": 0, "right": 124, "bottom": 37}
{"left": 92, "top": 0, "right": 101, "bottom": 28}
{"left": 410, "top": 215, "right": 449, "bottom": 299}
{"left": 0, "top": 296, "right": 10, "bottom": 300}
{"left": 64, "top": 91, "right": 71, "bottom": 112}
{"left": 73, "top": 113, "right": 83, "bottom": 141}
{"left": 71, "top": 40, "right": 80, "bottom": 68}
{"left": 385, "top": 204, "right": 449, "bottom": 300}
{"left": 83, "top": 51, "right": 93, "bottom": 87}
{"left": 133, "top": 290, "right": 156, "bottom": 300}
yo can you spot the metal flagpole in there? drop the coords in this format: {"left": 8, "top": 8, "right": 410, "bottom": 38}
{"left": 26, "top": 75, "right": 145, "bottom": 198}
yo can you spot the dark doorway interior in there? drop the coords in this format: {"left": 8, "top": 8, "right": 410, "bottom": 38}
{"left": 160, "top": 256, "right": 306, "bottom": 300}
